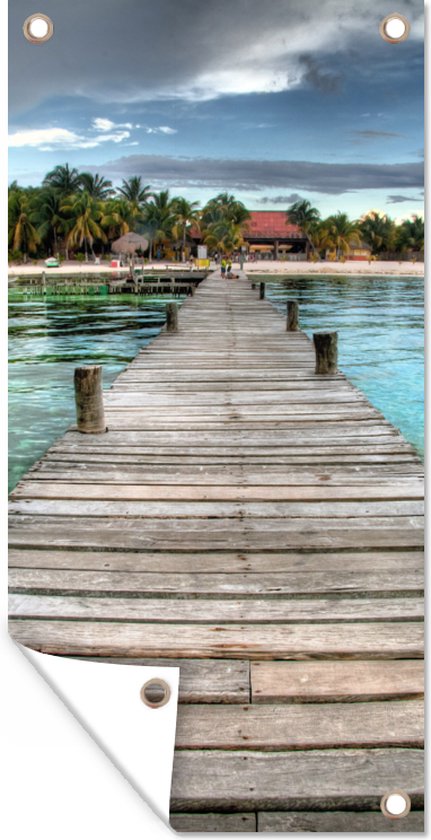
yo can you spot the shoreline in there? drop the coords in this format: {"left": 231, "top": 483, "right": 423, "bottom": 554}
{"left": 8, "top": 259, "right": 424, "bottom": 279}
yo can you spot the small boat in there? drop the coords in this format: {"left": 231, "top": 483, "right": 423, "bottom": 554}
{"left": 45, "top": 257, "right": 60, "bottom": 268}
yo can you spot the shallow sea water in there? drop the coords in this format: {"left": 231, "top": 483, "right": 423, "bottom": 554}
{"left": 8, "top": 294, "right": 183, "bottom": 491}
{"left": 264, "top": 275, "right": 424, "bottom": 458}
{"left": 9, "top": 276, "right": 424, "bottom": 491}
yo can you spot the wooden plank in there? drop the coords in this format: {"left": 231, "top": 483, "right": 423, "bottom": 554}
{"left": 170, "top": 749, "right": 424, "bottom": 811}
{"left": 257, "top": 811, "right": 424, "bottom": 832}
{"left": 9, "top": 594, "right": 424, "bottom": 623}
{"left": 9, "top": 498, "right": 424, "bottom": 518}
{"left": 8, "top": 620, "right": 424, "bottom": 659}
{"left": 174, "top": 701, "right": 424, "bottom": 749}
{"left": 170, "top": 813, "right": 256, "bottom": 832}
{"left": 12, "top": 482, "right": 424, "bottom": 501}
{"left": 8, "top": 548, "right": 423, "bottom": 573}
{"left": 8, "top": 568, "right": 424, "bottom": 596}
{"left": 9, "top": 516, "right": 424, "bottom": 551}
{"left": 251, "top": 660, "right": 424, "bottom": 703}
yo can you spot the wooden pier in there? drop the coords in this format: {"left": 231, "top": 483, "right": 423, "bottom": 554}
{"left": 9, "top": 272, "right": 424, "bottom": 831}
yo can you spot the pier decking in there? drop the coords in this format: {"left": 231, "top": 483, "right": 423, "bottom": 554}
{"left": 9, "top": 272, "right": 424, "bottom": 831}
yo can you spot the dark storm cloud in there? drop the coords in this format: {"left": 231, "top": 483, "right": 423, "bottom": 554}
{"left": 94, "top": 154, "right": 423, "bottom": 195}
{"left": 9, "top": 0, "right": 423, "bottom": 112}
{"left": 259, "top": 194, "right": 303, "bottom": 205}
{"left": 386, "top": 194, "right": 421, "bottom": 204}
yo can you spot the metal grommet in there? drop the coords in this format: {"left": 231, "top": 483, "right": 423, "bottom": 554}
{"left": 140, "top": 679, "right": 171, "bottom": 709}
{"left": 380, "top": 790, "right": 411, "bottom": 819}
{"left": 379, "top": 13, "right": 410, "bottom": 43}
{"left": 23, "top": 13, "right": 54, "bottom": 44}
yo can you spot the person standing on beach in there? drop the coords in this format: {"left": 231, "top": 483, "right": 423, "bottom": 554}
{"left": 221, "top": 257, "right": 227, "bottom": 278}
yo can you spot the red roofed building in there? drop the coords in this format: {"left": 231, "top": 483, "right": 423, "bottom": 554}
{"left": 243, "top": 211, "right": 308, "bottom": 260}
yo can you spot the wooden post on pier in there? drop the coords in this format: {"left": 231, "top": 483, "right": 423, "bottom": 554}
{"left": 287, "top": 300, "right": 299, "bottom": 331}
{"left": 259, "top": 282, "right": 265, "bottom": 300}
{"left": 313, "top": 331, "right": 338, "bottom": 374}
{"left": 166, "top": 302, "right": 178, "bottom": 332}
{"left": 74, "top": 365, "right": 107, "bottom": 433}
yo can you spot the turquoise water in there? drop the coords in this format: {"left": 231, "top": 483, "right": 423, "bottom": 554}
{"left": 9, "top": 277, "right": 424, "bottom": 492}
{"left": 264, "top": 275, "right": 424, "bottom": 457}
{"left": 8, "top": 294, "right": 184, "bottom": 492}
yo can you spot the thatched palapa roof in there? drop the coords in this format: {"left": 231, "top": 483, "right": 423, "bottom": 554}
{"left": 112, "top": 232, "right": 149, "bottom": 254}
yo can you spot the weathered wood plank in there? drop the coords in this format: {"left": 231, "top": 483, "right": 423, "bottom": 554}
{"left": 257, "top": 811, "right": 424, "bottom": 832}
{"left": 170, "top": 813, "right": 256, "bottom": 832}
{"left": 9, "top": 516, "right": 424, "bottom": 551}
{"left": 8, "top": 567, "right": 424, "bottom": 596}
{"left": 9, "top": 498, "right": 424, "bottom": 518}
{"left": 170, "top": 749, "right": 424, "bottom": 811}
{"left": 9, "top": 594, "right": 424, "bottom": 623}
{"left": 174, "top": 701, "right": 424, "bottom": 749}
{"left": 8, "top": 548, "right": 423, "bottom": 573}
{"left": 8, "top": 620, "right": 424, "bottom": 659}
{"left": 12, "top": 481, "right": 424, "bottom": 502}
{"left": 251, "top": 660, "right": 424, "bottom": 703}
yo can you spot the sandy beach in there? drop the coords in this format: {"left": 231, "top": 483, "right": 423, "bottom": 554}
{"left": 8, "top": 259, "right": 424, "bottom": 278}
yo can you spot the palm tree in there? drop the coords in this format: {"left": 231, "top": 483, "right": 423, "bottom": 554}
{"left": 79, "top": 172, "right": 114, "bottom": 200}
{"left": 286, "top": 199, "right": 321, "bottom": 258}
{"left": 141, "top": 190, "right": 176, "bottom": 259}
{"left": 203, "top": 219, "right": 245, "bottom": 256}
{"left": 201, "top": 193, "right": 250, "bottom": 227}
{"left": 43, "top": 163, "right": 82, "bottom": 196}
{"left": 33, "top": 188, "right": 65, "bottom": 256}
{"left": 359, "top": 211, "right": 396, "bottom": 255}
{"left": 101, "top": 198, "right": 132, "bottom": 242}
{"left": 395, "top": 215, "right": 424, "bottom": 254}
{"left": 324, "top": 212, "right": 361, "bottom": 260}
{"left": 61, "top": 191, "right": 107, "bottom": 261}
{"left": 8, "top": 190, "right": 40, "bottom": 262}
{"left": 171, "top": 197, "right": 200, "bottom": 261}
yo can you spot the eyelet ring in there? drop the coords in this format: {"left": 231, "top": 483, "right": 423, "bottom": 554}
{"left": 380, "top": 790, "right": 411, "bottom": 819}
{"left": 23, "top": 14, "right": 54, "bottom": 44}
{"left": 140, "top": 679, "right": 171, "bottom": 709}
{"left": 379, "top": 13, "right": 410, "bottom": 43}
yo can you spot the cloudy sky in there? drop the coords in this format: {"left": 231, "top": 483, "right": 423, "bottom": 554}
{"left": 9, "top": 0, "right": 423, "bottom": 217}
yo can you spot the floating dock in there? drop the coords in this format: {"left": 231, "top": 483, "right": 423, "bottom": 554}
{"left": 9, "top": 272, "right": 424, "bottom": 831}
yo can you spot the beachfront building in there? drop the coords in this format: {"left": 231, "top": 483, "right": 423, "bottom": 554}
{"left": 243, "top": 211, "right": 308, "bottom": 260}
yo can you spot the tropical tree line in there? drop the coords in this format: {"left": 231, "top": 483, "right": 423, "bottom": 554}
{"left": 8, "top": 164, "right": 424, "bottom": 262}
{"left": 287, "top": 200, "right": 424, "bottom": 261}
{"left": 8, "top": 164, "right": 251, "bottom": 263}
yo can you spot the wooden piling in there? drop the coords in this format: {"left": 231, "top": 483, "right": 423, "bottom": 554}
{"left": 166, "top": 302, "right": 179, "bottom": 332}
{"left": 313, "top": 331, "right": 338, "bottom": 374}
{"left": 259, "top": 282, "right": 265, "bottom": 300}
{"left": 287, "top": 300, "right": 299, "bottom": 332}
{"left": 74, "top": 365, "right": 106, "bottom": 433}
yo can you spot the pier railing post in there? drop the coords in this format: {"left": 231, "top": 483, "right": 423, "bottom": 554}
{"left": 313, "top": 332, "right": 338, "bottom": 374}
{"left": 259, "top": 282, "right": 265, "bottom": 300}
{"left": 74, "top": 365, "right": 107, "bottom": 433}
{"left": 287, "top": 300, "right": 299, "bottom": 331}
{"left": 166, "top": 302, "right": 178, "bottom": 332}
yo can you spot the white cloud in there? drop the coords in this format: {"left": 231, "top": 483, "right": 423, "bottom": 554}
{"left": 144, "top": 125, "right": 178, "bottom": 135}
{"left": 8, "top": 128, "right": 84, "bottom": 148}
{"left": 92, "top": 117, "right": 133, "bottom": 132}
{"left": 9, "top": 124, "right": 131, "bottom": 151}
